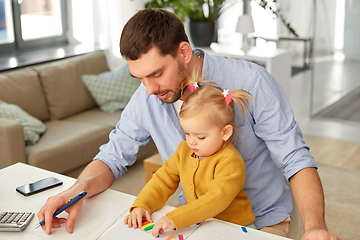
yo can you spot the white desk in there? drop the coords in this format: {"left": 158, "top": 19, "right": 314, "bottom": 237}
{"left": 0, "top": 163, "right": 290, "bottom": 240}
{"left": 249, "top": 33, "right": 312, "bottom": 68}
{"left": 202, "top": 43, "right": 292, "bottom": 100}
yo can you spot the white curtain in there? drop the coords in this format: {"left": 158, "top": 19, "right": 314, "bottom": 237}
{"left": 95, "top": 0, "right": 149, "bottom": 70}
{"left": 94, "top": 0, "right": 143, "bottom": 70}
{"left": 69, "top": 0, "right": 147, "bottom": 70}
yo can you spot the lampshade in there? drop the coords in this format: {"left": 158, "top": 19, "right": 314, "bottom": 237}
{"left": 236, "top": 15, "right": 255, "bottom": 34}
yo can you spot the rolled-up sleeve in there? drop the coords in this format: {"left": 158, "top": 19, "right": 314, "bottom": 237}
{"left": 94, "top": 87, "right": 152, "bottom": 180}
{"left": 250, "top": 67, "right": 317, "bottom": 180}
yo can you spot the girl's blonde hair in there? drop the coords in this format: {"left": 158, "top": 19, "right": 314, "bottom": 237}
{"left": 180, "top": 73, "right": 251, "bottom": 144}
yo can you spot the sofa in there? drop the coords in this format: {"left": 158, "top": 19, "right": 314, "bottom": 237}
{"left": 0, "top": 51, "right": 157, "bottom": 174}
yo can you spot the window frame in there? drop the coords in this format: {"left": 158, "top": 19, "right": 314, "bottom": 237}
{"left": 0, "top": 0, "right": 67, "bottom": 55}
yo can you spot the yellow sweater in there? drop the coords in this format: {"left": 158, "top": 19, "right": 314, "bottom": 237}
{"left": 131, "top": 141, "right": 255, "bottom": 230}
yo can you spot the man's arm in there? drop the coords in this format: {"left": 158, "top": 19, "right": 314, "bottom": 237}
{"left": 37, "top": 160, "right": 114, "bottom": 235}
{"left": 290, "top": 167, "right": 340, "bottom": 240}
{"left": 71, "top": 160, "right": 114, "bottom": 197}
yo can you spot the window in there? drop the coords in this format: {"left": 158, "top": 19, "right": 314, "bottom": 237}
{"left": 0, "top": 0, "right": 66, "bottom": 54}
{"left": 0, "top": 0, "right": 15, "bottom": 45}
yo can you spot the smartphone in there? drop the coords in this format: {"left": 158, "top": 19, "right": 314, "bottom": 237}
{"left": 16, "top": 177, "right": 63, "bottom": 196}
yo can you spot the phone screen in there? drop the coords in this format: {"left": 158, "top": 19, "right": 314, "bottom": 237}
{"left": 16, "top": 177, "right": 63, "bottom": 196}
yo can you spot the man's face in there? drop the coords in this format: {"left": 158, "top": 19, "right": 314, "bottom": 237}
{"left": 127, "top": 47, "right": 187, "bottom": 103}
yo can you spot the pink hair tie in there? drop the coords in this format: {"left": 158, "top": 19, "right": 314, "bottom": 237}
{"left": 222, "top": 89, "right": 233, "bottom": 104}
{"left": 188, "top": 82, "right": 199, "bottom": 92}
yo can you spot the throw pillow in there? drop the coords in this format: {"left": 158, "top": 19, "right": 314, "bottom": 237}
{"left": 0, "top": 100, "right": 47, "bottom": 146}
{"left": 81, "top": 63, "right": 141, "bottom": 113}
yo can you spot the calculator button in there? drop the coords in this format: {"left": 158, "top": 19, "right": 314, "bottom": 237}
{"left": 0, "top": 212, "right": 34, "bottom": 232}
{"left": 1, "top": 213, "right": 12, "bottom": 223}
{"left": 14, "top": 213, "right": 24, "bottom": 221}
{"left": 19, "top": 213, "right": 31, "bottom": 223}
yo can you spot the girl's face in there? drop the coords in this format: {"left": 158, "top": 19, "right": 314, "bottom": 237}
{"left": 180, "top": 114, "right": 233, "bottom": 160}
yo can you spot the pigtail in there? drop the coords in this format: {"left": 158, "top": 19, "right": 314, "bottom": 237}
{"left": 231, "top": 89, "right": 252, "bottom": 119}
{"left": 181, "top": 69, "right": 214, "bottom": 93}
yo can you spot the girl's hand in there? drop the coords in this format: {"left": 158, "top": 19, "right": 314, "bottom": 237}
{"left": 124, "top": 207, "right": 152, "bottom": 229}
{"left": 152, "top": 215, "right": 175, "bottom": 238}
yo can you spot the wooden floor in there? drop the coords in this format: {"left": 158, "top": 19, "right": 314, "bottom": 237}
{"left": 304, "top": 135, "right": 360, "bottom": 171}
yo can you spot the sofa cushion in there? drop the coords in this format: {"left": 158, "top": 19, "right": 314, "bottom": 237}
{"left": 0, "top": 68, "right": 50, "bottom": 121}
{"left": 33, "top": 51, "right": 110, "bottom": 120}
{"left": 81, "top": 63, "right": 140, "bottom": 112}
{"left": 0, "top": 100, "right": 47, "bottom": 146}
{"left": 65, "top": 107, "right": 121, "bottom": 127}
{"left": 26, "top": 121, "right": 112, "bottom": 173}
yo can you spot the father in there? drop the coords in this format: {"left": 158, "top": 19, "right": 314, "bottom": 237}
{"left": 38, "top": 8, "right": 339, "bottom": 240}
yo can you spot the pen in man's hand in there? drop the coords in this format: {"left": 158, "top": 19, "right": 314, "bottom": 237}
{"left": 35, "top": 191, "right": 87, "bottom": 228}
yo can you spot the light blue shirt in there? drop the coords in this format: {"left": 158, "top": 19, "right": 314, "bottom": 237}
{"left": 95, "top": 49, "right": 317, "bottom": 229}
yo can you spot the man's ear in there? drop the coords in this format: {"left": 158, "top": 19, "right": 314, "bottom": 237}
{"left": 178, "top": 42, "right": 192, "bottom": 64}
{"left": 222, "top": 125, "right": 233, "bottom": 142}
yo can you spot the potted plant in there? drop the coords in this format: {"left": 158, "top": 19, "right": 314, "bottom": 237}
{"left": 145, "top": 0, "right": 226, "bottom": 46}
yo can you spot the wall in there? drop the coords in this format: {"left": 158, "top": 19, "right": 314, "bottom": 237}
{"left": 343, "top": 0, "right": 360, "bottom": 60}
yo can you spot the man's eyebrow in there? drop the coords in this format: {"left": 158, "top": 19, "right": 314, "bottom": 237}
{"left": 130, "top": 68, "right": 163, "bottom": 79}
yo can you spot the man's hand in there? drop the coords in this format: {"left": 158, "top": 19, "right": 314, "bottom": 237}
{"left": 301, "top": 228, "right": 341, "bottom": 240}
{"left": 36, "top": 160, "right": 114, "bottom": 235}
{"left": 151, "top": 215, "right": 175, "bottom": 238}
{"left": 37, "top": 192, "right": 84, "bottom": 235}
{"left": 124, "top": 207, "right": 152, "bottom": 229}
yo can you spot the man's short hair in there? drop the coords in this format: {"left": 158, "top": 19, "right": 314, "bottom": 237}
{"left": 120, "top": 8, "right": 189, "bottom": 60}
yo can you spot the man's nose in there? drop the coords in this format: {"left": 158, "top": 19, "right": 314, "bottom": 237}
{"left": 142, "top": 78, "right": 159, "bottom": 95}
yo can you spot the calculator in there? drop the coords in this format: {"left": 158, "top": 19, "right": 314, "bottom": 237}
{"left": 0, "top": 212, "right": 34, "bottom": 231}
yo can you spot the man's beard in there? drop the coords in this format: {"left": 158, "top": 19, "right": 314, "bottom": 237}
{"left": 157, "top": 61, "right": 187, "bottom": 104}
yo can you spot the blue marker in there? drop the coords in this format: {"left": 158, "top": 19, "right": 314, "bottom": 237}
{"left": 35, "top": 191, "right": 87, "bottom": 228}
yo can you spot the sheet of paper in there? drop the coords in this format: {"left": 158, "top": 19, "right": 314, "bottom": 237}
{"left": 99, "top": 212, "right": 275, "bottom": 240}
{"left": 186, "top": 219, "right": 274, "bottom": 240}
{"left": 99, "top": 211, "right": 203, "bottom": 240}
{"left": 0, "top": 198, "right": 128, "bottom": 240}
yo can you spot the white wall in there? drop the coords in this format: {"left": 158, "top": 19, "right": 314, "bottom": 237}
{"left": 314, "top": 0, "right": 337, "bottom": 55}
{"left": 343, "top": 0, "right": 360, "bottom": 60}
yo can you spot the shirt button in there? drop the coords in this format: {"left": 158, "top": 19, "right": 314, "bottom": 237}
{"left": 192, "top": 163, "right": 197, "bottom": 168}
{"left": 190, "top": 184, "right": 193, "bottom": 190}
